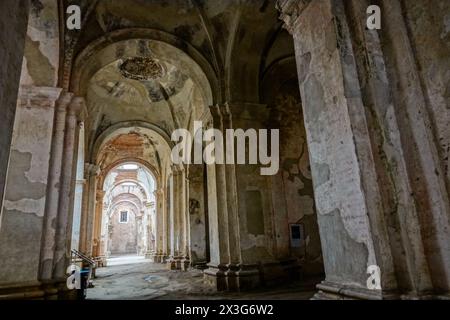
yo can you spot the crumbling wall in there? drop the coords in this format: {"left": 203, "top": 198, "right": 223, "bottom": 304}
{"left": 109, "top": 207, "right": 138, "bottom": 255}
{"left": 0, "top": 0, "right": 29, "bottom": 213}
{"left": 0, "top": 87, "right": 59, "bottom": 284}
{"left": 188, "top": 164, "right": 208, "bottom": 266}
{"left": 268, "top": 81, "right": 323, "bottom": 276}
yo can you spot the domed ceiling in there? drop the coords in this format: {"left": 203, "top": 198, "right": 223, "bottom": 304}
{"left": 91, "top": 57, "right": 191, "bottom": 104}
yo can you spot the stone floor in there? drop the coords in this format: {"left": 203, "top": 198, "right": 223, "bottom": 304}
{"left": 87, "top": 256, "right": 318, "bottom": 300}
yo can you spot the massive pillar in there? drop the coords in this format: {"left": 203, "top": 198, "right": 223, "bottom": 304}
{"left": 0, "top": 86, "right": 62, "bottom": 298}
{"left": 0, "top": 0, "right": 29, "bottom": 211}
{"left": 276, "top": 0, "right": 396, "bottom": 299}
{"left": 277, "top": 0, "right": 450, "bottom": 298}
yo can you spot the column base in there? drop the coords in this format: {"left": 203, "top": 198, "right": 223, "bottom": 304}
{"left": 167, "top": 257, "right": 182, "bottom": 270}
{"left": 181, "top": 258, "right": 190, "bottom": 271}
{"left": 203, "top": 264, "right": 228, "bottom": 291}
{"left": 313, "top": 281, "right": 390, "bottom": 300}
{"left": 204, "top": 259, "right": 302, "bottom": 292}
{"left": 0, "top": 280, "right": 75, "bottom": 300}
{"left": 228, "top": 264, "right": 260, "bottom": 291}
{"left": 144, "top": 251, "right": 154, "bottom": 260}
{"left": 203, "top": 264, "right": 260, "bottom": 292}
{"left": 260, "top": 259, "right": 301, "bottom": 286}
{"left": 192, "top": 261, "right": 208, "bottom": 270}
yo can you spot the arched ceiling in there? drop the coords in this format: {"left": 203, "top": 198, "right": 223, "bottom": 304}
{"left": 95, "top": 125, "right": 173, "bottom": 187}
{"left": 55, "top": 0, "right": 297, "bottom": 163}
{"left": 63, "top": 0, "right": 295, "bottom": 103}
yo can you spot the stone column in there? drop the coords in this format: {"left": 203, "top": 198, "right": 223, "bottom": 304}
{"left": 71, "top": 122, "right": 86, "bottom": 252}
{"left": 79, "top": 164, "right": 100, "bottom": 256}
{"left": 277, "top": 0, "right": 396, "bottom": 299}
{"left": 168, "top": 167, "right": 185, "bottom": 270}
{"left": 40, "top": 92, "right": 72, "bottom": 281}
{"left": 92, "top": 189, "right": 105, "bottom": 257}
{"left": 152, "top": 189, "right": 165, "bottom": 262}
{"left": 203, "top": 108, "right": 233, "bottom": 291}
{"left": 162, "top": 183, "right": 169, "bottom": 262}
{"left": 179, "top": 167, "right": 190, "bottom": 270}
{"left": 377, "top": 0, "right": 450, "bottom": 293}
{"left": 0, "top": 85, "right": 61, "bottom": 297}
{"left": 53, "top": 97, "right": 85, "bottom": 280}
{"left": 167, "top": 170, "right": 176, "bottom": 268}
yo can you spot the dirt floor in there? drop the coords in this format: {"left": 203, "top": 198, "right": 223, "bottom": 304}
{"left": 87, "top": 256, "right": 318, "bottom": 300}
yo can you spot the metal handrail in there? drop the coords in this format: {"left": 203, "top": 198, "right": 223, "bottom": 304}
{"left": 71, "top": 249, "right": 96, "bottom": 267}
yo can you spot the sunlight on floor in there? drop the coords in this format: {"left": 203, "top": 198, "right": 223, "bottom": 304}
{"left": 106, "top": 255, "right": 148, "bottom": 267}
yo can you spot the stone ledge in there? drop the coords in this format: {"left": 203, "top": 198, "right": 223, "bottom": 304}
{"left": 314, "top": 281, "right": 387, "bottom": 300}
{"left": 0, "top": 281, "right": 73, "bottom": 300}
{"left": 204, "top": 260, "right": 302, "bottom": 292}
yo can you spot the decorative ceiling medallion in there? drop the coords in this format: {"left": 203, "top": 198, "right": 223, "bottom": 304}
{"left": 119, "top": 56, "right": 165, "bottom": 81}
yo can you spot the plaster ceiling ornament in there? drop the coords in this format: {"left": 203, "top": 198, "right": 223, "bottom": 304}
{"left": 119, "top": 56, "right": 166, "bottom": 81}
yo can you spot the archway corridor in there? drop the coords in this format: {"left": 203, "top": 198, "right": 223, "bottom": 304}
{"left": 1, "top": 0, "right": 449, "bottom": 303}
{"left": 76, "top": 116, "right": 324, "bottom": 299}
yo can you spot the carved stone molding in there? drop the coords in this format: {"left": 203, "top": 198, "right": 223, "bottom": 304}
{"left": 17, "top": 86, "right": 63, "bottom": 109}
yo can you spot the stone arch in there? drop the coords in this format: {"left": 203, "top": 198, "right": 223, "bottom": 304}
{"left": 70, "top": 28, "right": 218, "bottom": 104}
{"left": 91, "top": 121, "right": 174, "bottom": 166}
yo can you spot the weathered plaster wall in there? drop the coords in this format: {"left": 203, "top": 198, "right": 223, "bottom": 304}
{"left": 188, "top": 164, "right": 208, "bottom": 266}
{"left": 401, "top": 0, "right": 450, "bottom": 184}
{"left": 109, "top": 207, "right": 138, "bottom": 255}
{"left": 0, "top": 86, "right": 60, "bottom": 285}
{"left": 376, "top": 0, "right": 450, "bottom": 292}
{"left": 290, "top": 0, "right": 378, "bottom": 288}
{"left": 0, "top": 0, "right": 29, "bottom": 213}
{"left": 268, "top": 82, "right": 323, "bottom": 276}
{"left": 229, "top": 104, "right": 273, "bottom": 266}
{"left": 21, "top": 0, "right": 59, "bottom": 87}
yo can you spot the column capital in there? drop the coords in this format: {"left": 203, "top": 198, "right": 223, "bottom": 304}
{"left": 171, "top": 164, "right": 185, "bottom": 175}
{"left": 96, "top": 190, "right": 105, "bottom": 200}
{"left": 55, "top": 91, "right": 74, "bottom": 112}
{"left": 84, "top": 163, "right": 100, "bottom": 177}
{"left": 68, "top": 96, "right": 87, "bottom": 121}
{"left": 198, "top": 109, "right": 213, "bottom": 128}
{"left": 154, "top": 188, "right": 164, "bottom": 197}
{"left": 208, "top": 105, "right": 222, "bottom": 128}
{"left": 17, "top": 86, "right": 63, "bottom": 109}
{"left": 276, "top": 0, "right": 312, "bottom": 34}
